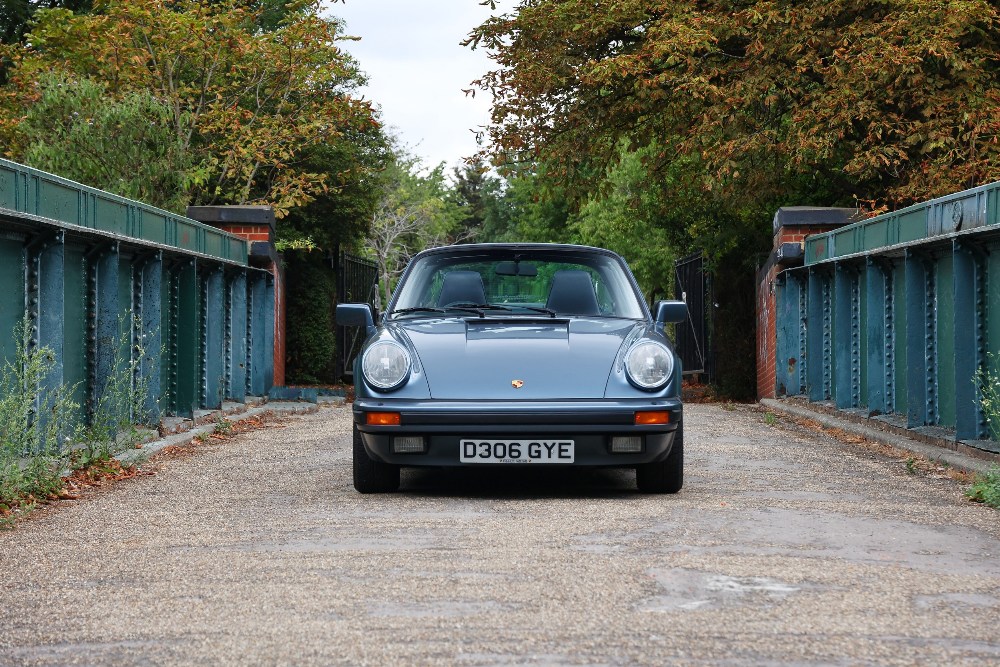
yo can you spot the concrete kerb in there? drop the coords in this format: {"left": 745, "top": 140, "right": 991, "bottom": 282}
{"left": 761, "top": 397, "right": 997, "bottom": 475}
{"left": 116, "top": 396, "right": 345, "bottom": 467}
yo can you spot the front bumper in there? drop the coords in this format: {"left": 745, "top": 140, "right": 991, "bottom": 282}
{"left": 353, "top": 398, "right": 682, "bottom": 467}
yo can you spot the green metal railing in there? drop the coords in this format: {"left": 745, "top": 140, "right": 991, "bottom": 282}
{"left": 0, "top": 159, "right": 274, "bottom": 421}
{"left": 777, "top": 181, "right": 1000, "bottom": 446}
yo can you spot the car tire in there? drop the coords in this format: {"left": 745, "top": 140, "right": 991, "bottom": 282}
{"left": 636, "top": 424, "right": 683, "bottom": 494}
{"left": 353, "top": 422, "right": 400, "bottom": 493}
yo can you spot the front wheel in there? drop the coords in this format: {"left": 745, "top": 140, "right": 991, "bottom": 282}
{"left": 636, "top": 425, "right": 683, "bottom": 494}
{"left": 353, "top": 422, "right": 400, "bottom": 493}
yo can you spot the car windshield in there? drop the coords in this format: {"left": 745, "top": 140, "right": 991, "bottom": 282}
{"left": 390, "top": 248, "right": 646, "bottom": 319}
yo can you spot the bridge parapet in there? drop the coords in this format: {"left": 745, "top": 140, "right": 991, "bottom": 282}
{"left": 768, "top": 181, "right": 1000, "bottom": 452}
{"left": 0, "top": 159, "right": 274, "bottom": 423}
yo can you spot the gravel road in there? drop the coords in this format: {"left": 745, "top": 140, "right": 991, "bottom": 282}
{"left": 1, "top": 402, "right": 999, "bottom": 667}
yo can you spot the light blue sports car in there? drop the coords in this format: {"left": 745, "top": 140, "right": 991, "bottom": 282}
{"left": 337, "top": 243, "right": 687, "bottom": 493}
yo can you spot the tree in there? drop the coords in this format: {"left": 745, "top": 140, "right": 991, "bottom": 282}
{"left": 276, "top": 109, "right": 391, "bottom": 252}
{"left": 475, "top": 164, "right": 572, "bottom": 245}
{"left": 0, "top": 0, "right": 90, "bottom": 45}
{"left": 468, "top": 1, "right": 1000, "bottom": 213}
{"left": 571, "top": 143, "right": 676, "bottom": 303}
{"left": 0, "top": 0, "right": 378, "bottom": 217}
{"left": 18, "top": 72, "right": 193, "bottom": 211}
{"left": 449, "top": 157, "right": 494, "bottom": 241}
{"left": 364, "top": 152, "right": 465, "bottom": 311}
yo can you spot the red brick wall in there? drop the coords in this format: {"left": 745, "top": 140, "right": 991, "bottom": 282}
{"left": 218, "top": 224, "right": 272, "bottom": 243}
{"left": 272, "top": 261, "right": 286, "bottom": 386}
{"left": 757, "top": 270, "right": 777, "bottom": 399}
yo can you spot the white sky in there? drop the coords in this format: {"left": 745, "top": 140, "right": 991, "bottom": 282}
{"left": 326, "top": 1, "right": 504, "bottom": 173}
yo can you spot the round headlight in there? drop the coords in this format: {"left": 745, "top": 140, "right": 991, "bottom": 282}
{"left": 625, "top": 341, "right": 673, "bottom": 390}
{"left": 362, "top": 341, "right": 411, "bottom": 391}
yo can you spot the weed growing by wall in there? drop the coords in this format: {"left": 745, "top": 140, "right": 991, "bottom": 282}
{"left": 966, "top": 466, "right": 1000, "bottom": 508}
{"left": 77, "top": 316, "right": 152, "bottom": 466}
{"left": 1, "top": 314, "right": 154, "bottom": 514}
{"left": 966, "top": 356, "right": 1000, "bottom": 508}
{"left": 975, "top": 353, "right": 1000, "bottom": 441}
{"left": 0, "top": 318, "right": 79, "bottom": 505}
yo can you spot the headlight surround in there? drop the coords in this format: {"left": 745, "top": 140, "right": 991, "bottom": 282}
{"left": 625, "top": 341, "right": 673, "bottom": 390}
{"left": 362, "top": 340, "right": 411, "bottom": 391}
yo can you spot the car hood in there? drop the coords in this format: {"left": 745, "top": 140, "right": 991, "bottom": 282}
{"left": 393, "top": 317, "right": 644, "bottom": 400}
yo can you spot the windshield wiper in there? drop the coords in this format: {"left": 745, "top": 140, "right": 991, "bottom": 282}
{"left": 390, "top": 304, "right": 503, "bottom": 318}
{"left": 516, "top": 306, "right": 557, "bottom": 317}
{"left": 390, "top": 306, "right": 447, "bottom": 316}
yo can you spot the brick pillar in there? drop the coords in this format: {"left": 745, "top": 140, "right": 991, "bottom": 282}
{"left": 756, "top": 207, "right": 859, "bottom": 399}
{"left": 186, "top": 205, "right": 285, "bottom": 387}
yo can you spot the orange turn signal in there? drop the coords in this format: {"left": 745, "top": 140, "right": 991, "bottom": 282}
{"left": 366, "top": 411, "right": 401, "bottom": 426}
{"left": 634, "top": 411, "right": 670, "bottom": 426}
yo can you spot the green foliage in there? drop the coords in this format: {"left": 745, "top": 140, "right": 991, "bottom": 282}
{"left": 975, "top": 353, "right": 1000, "bottom": 441}
{"left": 469, "top": 0, "right": 1000, "bottom": 211}
{"left": 1, "top": 0, "right": 381, "bottom": 218}
{"left": 966, "top": 466, "right": 1000, "bottom": 508}
{"left": 363, "top": 148, "right": 467, "bottom": 309}
{"left": 20, "top": 72, "right": 193, "bottom": 212}
{"left": 0, "top": 0, "right": 91, "bottom": 45}
{"left": 0, "top": 317, "right": 78, "bottom": 508}
{"left": 0, "top": 313, "right": 155, "bottom": 517}
{"left": 284, "top": 250, "right": 337, "bottom": 384}
{"left": 277, "top": 118, "right": 391, "bottom": 252}
{"left": 571, "top": 143, "right": 676, "bottom": 301}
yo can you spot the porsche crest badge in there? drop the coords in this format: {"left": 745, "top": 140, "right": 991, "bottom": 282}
{"left": 511, "top": 379, "right": 524, "bottom": 389}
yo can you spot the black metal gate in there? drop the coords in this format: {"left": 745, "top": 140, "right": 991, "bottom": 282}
{"left": 335, "top": 251, "right": 379, "bottom": 381}
{"left": 674, "top": 252, "right": 713, "bottom": 379}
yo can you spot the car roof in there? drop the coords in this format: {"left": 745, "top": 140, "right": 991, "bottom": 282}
{"left": 412, "top": 243, "right": 624, "bottom": 260}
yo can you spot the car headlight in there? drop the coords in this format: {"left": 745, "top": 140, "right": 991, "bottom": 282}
{"left": 625, "top": 341, "right": 673, "bottom": 390}
{"left": 362, "top": 341, "right": 411, "bottom": 391}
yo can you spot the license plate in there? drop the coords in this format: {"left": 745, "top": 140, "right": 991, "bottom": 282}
{"left": 460, "top": 439, "right": 575, "bottom": 464}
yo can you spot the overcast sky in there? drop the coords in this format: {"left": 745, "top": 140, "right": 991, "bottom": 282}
{"left": 326, "top": 1, "right": 504, "bottom": 172}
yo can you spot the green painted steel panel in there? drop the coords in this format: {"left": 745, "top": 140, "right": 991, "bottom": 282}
{"left": 229, "top": 237, "right": 248, "bottom": 264}
{"left": 952, "top": 242, "right": 985, "bottom": 440}
{"left": 805, "top": 237, "right": 830, "bottom": 264}
{"left": 63, "top": 245, "right": 88, "bottom": 422}
{"left": 138, "top": 258, "right": 162, "bottom": 422}
{"left": 160, "top": 268, "right": 171, "bottom": 407}
{"left": 806, "top": 180, "right": 1000, "bottom": 266}
{"left": 176, "top": 220, "right": 201, "bottom": 252}
{"left": 897, "top": 210, "right": 926, "bottom": 243}
{"left": 203, "top": 268, "right": 225, "bottom": 409}
{"left": 859, "top": 271, "right": 868, "bottom": 407}
{"left": 174, "top": 261, "right": 200, "bottom": 417}
{"left": 893, "top": 263, "right": 907, "bottom": 415}
{"left": 936, "top": 255, "right": 955, "bottom": 428}
{"left": 989, "top": 248, "right": 1000, "bottom": 359}
{"left": 0, "top": 158, "right": 249, "bottom": 266}
{"left": 863, "top": 220, "right": 888, "bottom": 251}
{"left": 227, "top": 271, "right": 248, "bottom": 401}
{"left": 94, "top": 197, "right": 128, "bottom": 236}
{"left": 138, "top": 210, "right": 168, "bottom": 245}
{"left": 204, "top": 230, "right": 225, "bottom": 260}
{"left": 0, "top": 237, "right": 25, "bottom": 367}
{"left": 37, "top": 179, "right": 80, "bottom": 225}
{"left": 0, "top": 166, "right": 17, "bottom": 210}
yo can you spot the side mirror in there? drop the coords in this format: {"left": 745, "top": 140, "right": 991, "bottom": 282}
{"left": 654, "top": 300, "right": 687, "bottom": 324}
{"left": 337, "top": 303, "right": 376, "bottom": 335}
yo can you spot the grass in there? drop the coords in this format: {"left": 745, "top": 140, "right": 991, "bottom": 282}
{"left": 966, "top": 466, "right": 1000, "bottom": 508}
